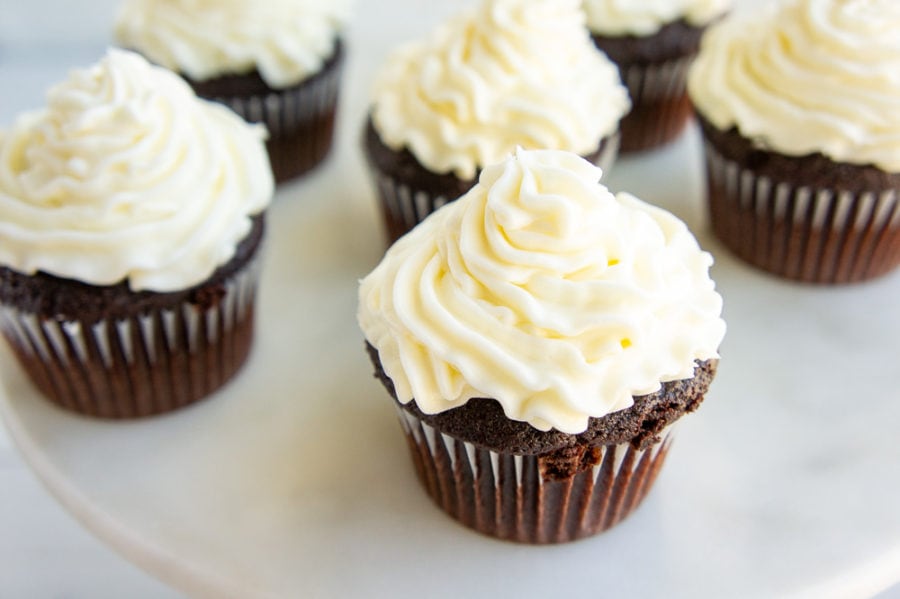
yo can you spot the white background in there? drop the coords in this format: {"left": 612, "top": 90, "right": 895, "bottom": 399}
{"left": 1, "top": 1, "right": 899, "bottom": 597}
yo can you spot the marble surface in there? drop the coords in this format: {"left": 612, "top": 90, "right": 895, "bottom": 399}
{"left": 1, "top": 1, "right": 900, "bottom": 597}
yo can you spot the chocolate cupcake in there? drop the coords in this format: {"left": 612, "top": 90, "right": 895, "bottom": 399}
{"left": 584, "top": 0, "right": 730, "bottom": 153}
{"left": 0, "top": 50, "right": 273, "bottom": 418}
{"left": 116, "top": 0, "right": 349, "bottom": 184}
{"left": 358, "top": 148, "right": 726, "bottom": 543}
{"left": 364, "top": 0, "right": 630, "bottom": 245}
{"left": 688, "top": 0, "right": 900, "bottom": 284}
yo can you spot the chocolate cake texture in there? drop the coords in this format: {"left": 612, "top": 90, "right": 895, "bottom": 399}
{"left": 590, "top": 20, "right": 708, "bottom": 153}
{"left": 0, "top": 217, "right": 265, "bottom": 418}
{"left": 188, "top": 41, "right": 345, "bottom": 184}
{"left": 363, "top": 118, "right": 617, "bottom": 244}
{"left": 699, "top": 114, "right": 900, "bottom": 283}
{"left": 367, "top": 343, "right": 718, "bottom": 543}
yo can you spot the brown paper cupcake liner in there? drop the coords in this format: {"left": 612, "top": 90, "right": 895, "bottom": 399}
{"left": 704, "top": 141, "right": 900, "bottom": 283}
{"left": 0, "top": 258, "right": 261, "bottom": 418}
{"left": 618, "top": 54, "right": 695, "bottom": 153}
{"left": 369, "top": 134, "right": 620, "bottom": 245}
{"left": 396, "top": 406, "right": 674, "bottom": 544}
{"left": 212, "top": 52, "right": 344, "bottom": 183}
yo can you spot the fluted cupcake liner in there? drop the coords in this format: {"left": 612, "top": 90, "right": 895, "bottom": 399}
{"left": 372, "top": 170, "right": 456, "bottom": 243}
{"left": 369, "top": 134, "right": 620, "bottom": 245}
{"left": 617, "top": 54, "right": 695, "bottom": 153}
{"left": 210, "top": 52, "right": 344, "bottom": 183}
{"left": 0, "top": 258, "right": 261, "bottom": 419}
{"left": 704, "top": 141, "right": 900, "bottom": 284}
{"left": 396, "top": 407, "right": 673, "bottom": 544}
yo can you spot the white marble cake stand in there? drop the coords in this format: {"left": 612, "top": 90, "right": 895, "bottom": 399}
{"left": 2, "top": 0, "right": 900, "bottom": 595}
{"left": 2, "top": 123, "right": 900, "bottom": 597}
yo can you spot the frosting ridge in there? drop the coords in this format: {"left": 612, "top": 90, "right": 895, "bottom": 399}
{"left": 358, "top": 148, "right": 725, "bottom": 434}
{"left": 115, "top": 0, "right": 350, "bottom": 88}
{"left": 688, "top": 0, "right": 900, "bottom": 172}
{"left": 0, "top": 49, "right": 273, "bottom": 292}
{"left": 370, "top": 0, "right": 630, "bottom": 180}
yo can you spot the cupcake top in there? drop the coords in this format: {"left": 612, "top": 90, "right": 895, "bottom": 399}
{"left": 358, "top": 148, "right": 725, "bottom": 434}
{"left": 370, "top": 0, "right": 630, "bottom": 181}
{"left": 115, "top": 0, "right": 350, "bottom": 89}
{"left": 0, "top": 49, "right": 273, "bottom": 292}
{"left": 688, "top": 0, "right": 900, "bottom": 172}
{"left": 583, "top": 0, "right": 730, "bottom": 36}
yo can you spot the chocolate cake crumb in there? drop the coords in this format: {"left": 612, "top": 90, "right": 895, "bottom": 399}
{"left": 697, "top": 114, "right": 900, "bottom": 192}
{"left": 186, "top": 40, "right": 344, "bottom": 99}
{"left": 0, "top": 216, "right": 264, "bottom": 322}
{"left": 366, "top": 342, "right": 718, "bottom": 456}
{"left": 590, "top": 19, "right": 706, "bottom": 66}
{"left": 363, "top": 117, "right": 615, "bottom": 243}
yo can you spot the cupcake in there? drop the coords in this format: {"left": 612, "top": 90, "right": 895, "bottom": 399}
{"left": 358, "top": 148, "right": 726, "bottom": 543}
{"left": 364, "top": 0, "right": 630, "bottom": 245}
{"left": 115, "top": 0, "right": 350, "bottom": 184}
{"left": 688, "top": 0, "right": 900, "bottom": 284}
{"left": 584, "top": 0, "right": 730, "bottom": 153}
{"left": 0, "top": 49, "right": 273, "bottom": 418}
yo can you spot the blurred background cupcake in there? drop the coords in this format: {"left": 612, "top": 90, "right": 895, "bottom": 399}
{"left": 584, "top": 0, "right": 730, "bottom": 153}
{"left": 359, "top": 148, "right": 726, "bottom": 543}
{"left": 0, "top": 49, "right": 273, "bottom": 418}
{"left": 364, "top": 0, "right": 630, "bottom": 245}
{"left": 689, "top": 0, "right": 900, "bottom": 284}
{"left": 116, "top": 0, "right": 351, "bottom": 184}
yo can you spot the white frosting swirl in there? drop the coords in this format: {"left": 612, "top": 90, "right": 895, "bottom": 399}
{"left": 583, "top": 0, "right": 730, "bottom": 36}
{"left": 688, "top": 0, "right": 900, "bottom": 172}
{"left": 115, "top": 0, "right": 350, "bottom": 89}
{"left": 358, "top": 149, "right": 725, "bottom": 434}
{"left": 0, "top": 49, "right": 273, "bottom": 292}
{"left": 371, "top": 0, "right": 630, "bottom": 181}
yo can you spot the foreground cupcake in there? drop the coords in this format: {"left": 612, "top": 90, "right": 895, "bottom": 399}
{"left": 116, "top": 0, "right": 350, "bottom": 184}
{"left": 364, "top": 0, "right": 630, "bottom": 244}
{"left": 358, "top": 148, "right": 726, "bottom": 543}
{"left": 689, "top": 0, "right": 900, "bottom": 284}
{"left": 584, "top": 0, "right": 730, "bottom": 153}
{"left": 0, "top": 49, "right": 273, "bottom": 418}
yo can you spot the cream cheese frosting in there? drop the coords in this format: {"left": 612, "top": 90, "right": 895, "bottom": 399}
{"left": 0, "top": 49, "right": 273, "bottom": 292}
{"left": 358, "top": 148, "right": 725, "bottom": 434}
{"left": 688, "top": 0, "right": 900, "bottom": 172}
{"left": 370, "top": 0, "right": 630, "bottom": 181}
{"left": 583, "top": 0, "right": 730, "bottom": 36}
{"left": 115, "top": 0, "right": 350, "bottom": 89}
